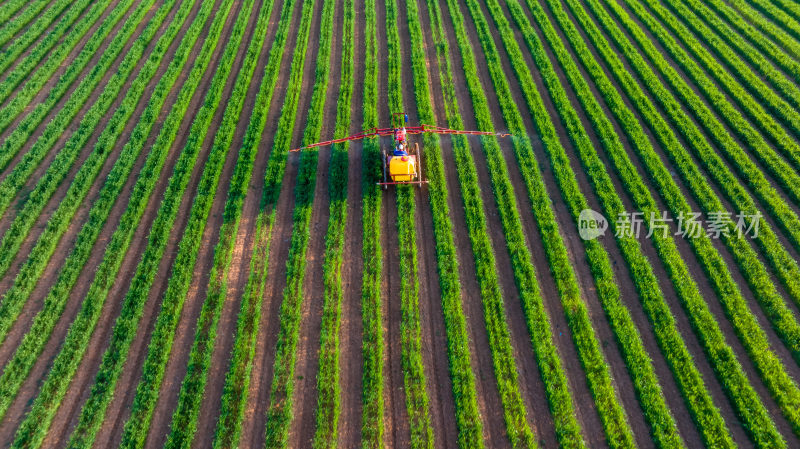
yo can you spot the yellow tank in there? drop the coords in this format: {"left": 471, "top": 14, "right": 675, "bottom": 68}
{"left": 389, "top": 155, "right": 417, "bottom": 182}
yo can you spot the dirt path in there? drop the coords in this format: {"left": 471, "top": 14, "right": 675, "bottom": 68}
{"left": 285, "top": 1, "right": 344, "bottom": 444}
{"left": 237, "top": 0, "right": 322, "bottom": 444}
{"left": 396, "top": 1, "right": 461, "bottom": 448}
{"left": 376, "top": 0, "right": 412, "bottom": 445}
{"left": 186, "top": 0, "right": 287, "bottom": 445}
{"left": 335, "top": 0, "right": 366, "bottom": 438}
{"left": 0, "top": 2, "right": 213, "bottom": 443}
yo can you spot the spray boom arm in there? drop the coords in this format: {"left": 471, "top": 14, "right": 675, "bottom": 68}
{"left": 290, "top": 124, "right": 510, "bottom": 152}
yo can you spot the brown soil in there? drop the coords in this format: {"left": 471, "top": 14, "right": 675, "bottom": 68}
{"left": 237, "top": 0, "right": 319, "bottom": 445}
{"left": 335, "top": 0, "right": 367, "bottom": 436}
{"left": 187, "top": 0, "right": 287, "bottom": 445}
{"left": 285, "top": 1, "right": 344, "bottom": 444}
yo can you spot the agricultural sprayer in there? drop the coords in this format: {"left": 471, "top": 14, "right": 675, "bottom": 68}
{"left": 292, "top": 113, "right": 509, "bottom": 188}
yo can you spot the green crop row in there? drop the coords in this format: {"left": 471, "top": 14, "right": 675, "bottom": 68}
{"left": 0, "top": 0, "right": 86, "bottom": 74}
{"left": 612, "top": 0, "right": 800, "bottom": 313}
{"left": 0, "top": 0, "right": 124, "bottom": 116}
{"left": 0, "top": 0, "right": 214, "bottom": 425}
{"left": 593, "top": 0, "right": 800, "bottom": 439}
{"left": 446, "top": 0, "right": 597, "bottom": 446}
{"left": 675, "top": 0, "right": 800, "bottom": 114}
{"left": 614, "top": 0, "right": 800, "bottom": 377}
{"left": 602, "top": 0, "right": 800, "bottom": 316}
{"left": 156, "top": 0, "right": 277, "bottom": 447}
{"left": 0, "top": 0, "right": 28, "bottom": 25}
{"left": 470, "top": 0, "right": 641, "bottom": 446}
{"left": 385, "top": 0, "right": 435, "bottom": 446}
{"left": 437, "top": 0, "right": 574, "bottom": 447}
{"left": 209, "top": 0, "right": 302, "bottom": 446}
{"left": 412, "top": 0, "right": 485, "bottom": 447}
{"left": 503, "top": 0, "right": 689, "bottom": 447}
{"left": 767, "top": 0, "right": 800, "bottom": 23}
{"left": 568, "top": 0, "right": 793, "bottom": 445}
{"left": 261, "top": 0, "right": 333, "bottom": 445}
{"left": 725, "top": 0, "right": 800, "bottom": 62}
{"left": 113, "top": 1, "right": 271, "bottom": 447}
{"left": 537, "top": 1, "right": 736, "bottom": 446}
{"left": 311, "top": 0, "right": 355, "bottom": 445}
{"left": 61, "top": 0, "right": 254, "bottom": 445}
{"left": 564, "top": 0, "right": 800, "bottom": 318}
{"left": 622, "top": 0, "right": 800, "bottom": 207}
{"left": 688, "top": 0, "right": 800, "bottom": 94}
{"left": 0, "top": 0, "right": 187, "bottom": 347}
{"left": 745, "top": 0, "right": 800, "bottom": 44}
{"left": 6, "top": 0, "right": 238, "bottom": 446}
{"left": 634, "top": 0, "right": 800, "bottom": 178}
{"left": 360, "top": 0, "right": 384, "bottom": 443}
{"left": 0, "top": 0, "right": 55, "bottom": 48}
{"left": 0, "top": 0, "right": 149, "bottom": 209}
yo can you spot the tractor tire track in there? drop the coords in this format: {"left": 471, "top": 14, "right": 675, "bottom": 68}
{"left": 236, "top": 1, "right": 309, "bottom": 445}
{"left": 377, "top": 0, "right": 411, "bottom": 444}
{"left": 336, "top": 0, "right": 366, "bottom": 437}
{"left": 187, "top": 0, "right": 286, "bottom": 443}
{"left": 96, "top": 1, "right": 263, "bottom": 446}
{"left": 396, "top": 1, "right": 458, "bottom": 446}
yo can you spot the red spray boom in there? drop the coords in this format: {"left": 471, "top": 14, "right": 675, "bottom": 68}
{"left": 290, "top": 124, "right": 510, "bottom": 152}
